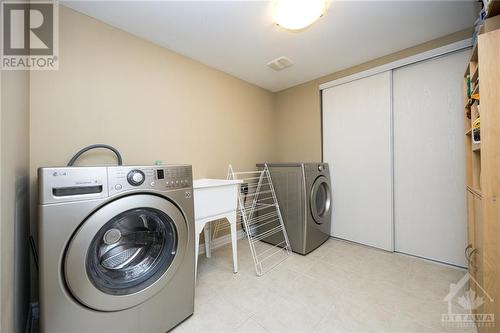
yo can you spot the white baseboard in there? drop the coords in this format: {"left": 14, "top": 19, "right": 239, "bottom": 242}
{"left": 198, "top": 229, "right": 246, "bottom": 255}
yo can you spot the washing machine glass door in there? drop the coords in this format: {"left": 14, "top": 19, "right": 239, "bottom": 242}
{"left": 65, "top": 194, "right": 188, "bottom": 312}
{"left": 310, "top": 176, "right": 332, "bottom": 225}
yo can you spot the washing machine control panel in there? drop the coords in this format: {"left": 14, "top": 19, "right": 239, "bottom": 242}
{"left": 108, "top": 165, "right": 192, "bottom": 195}
{"left": 127, "top": 169, "right": 145, "bottom": 186}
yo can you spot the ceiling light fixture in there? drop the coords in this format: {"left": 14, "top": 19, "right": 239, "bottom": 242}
{"left": 272, "top": 0, "right": 326, "bottom": 31}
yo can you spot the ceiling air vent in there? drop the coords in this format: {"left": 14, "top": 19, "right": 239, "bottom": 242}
{"left": 267, "top": 56, "right": 293, "bottom": 71}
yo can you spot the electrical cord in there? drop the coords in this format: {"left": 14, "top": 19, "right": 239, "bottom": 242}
{"left": 67, "top": 144, "right": 123, "bottom": 166}
{"left": 29, "top": 236, "right": 38, "bottom": 271}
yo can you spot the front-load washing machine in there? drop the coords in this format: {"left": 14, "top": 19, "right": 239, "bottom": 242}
{"left": 256, "top": 163, "right": 332, "bottom": 255}
{"left": 38, "top": 165, "right": 195, "bottom": 333}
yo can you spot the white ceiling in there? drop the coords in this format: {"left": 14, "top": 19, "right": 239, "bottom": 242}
{"left": 62, "top": 1, "right": 478, "bottom": 92}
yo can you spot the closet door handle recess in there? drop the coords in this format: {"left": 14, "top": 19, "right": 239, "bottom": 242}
{"left": 465, "top": 244, "right": 473, "bottom": 261}
{"left": 468, "top": 248, "right": 478, "bottom": 260}
{"left": 467, "top": 248, "right": 478, "bottom": 272}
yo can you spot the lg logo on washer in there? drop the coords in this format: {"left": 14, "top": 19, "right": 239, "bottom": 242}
{"left": 1, "top": 1, "right": 59, "bottom": 70}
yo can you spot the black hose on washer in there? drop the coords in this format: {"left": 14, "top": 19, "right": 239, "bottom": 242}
{"left": 67, "top": 144, "right": 123, "bottom": 166}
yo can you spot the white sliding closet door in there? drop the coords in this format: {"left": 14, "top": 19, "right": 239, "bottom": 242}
{"left": 323, "top": 71, "right": 393, "bottom": 251}
{"left": 393, "top": 50, "right": 468, "bottom": 266}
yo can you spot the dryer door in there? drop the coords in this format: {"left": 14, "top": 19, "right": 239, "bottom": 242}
{"left": 310, "top": 176, "right": 332, "bottom": 225}
{"left": 64, "top": 194, "right": 188, "bottom": 312}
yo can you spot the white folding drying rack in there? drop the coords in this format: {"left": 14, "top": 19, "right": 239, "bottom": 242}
{"left": 225, "top": 164, "right": 291, "bottom": 276}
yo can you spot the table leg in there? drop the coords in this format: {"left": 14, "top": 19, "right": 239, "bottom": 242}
{"left": 194, "top": 231, "right": 200, "bottom": 279}
{"left": 203, "top": 222, "right": 211, "bottom": 258}
{"left": 228, "top": 214, "right": 238, "bottom": 273}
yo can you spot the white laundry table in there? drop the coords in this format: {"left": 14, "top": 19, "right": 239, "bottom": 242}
{"left": 193, "top": 178, "right": 242, "bottom": 276}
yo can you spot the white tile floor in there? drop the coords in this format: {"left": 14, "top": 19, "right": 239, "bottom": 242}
{"left": 174, "top": 239, "right": 477, "bottom": 333}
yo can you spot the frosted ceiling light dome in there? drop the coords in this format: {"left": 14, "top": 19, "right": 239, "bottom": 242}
{"left": 272, "top": 0, "right": 326, "bottom": 30}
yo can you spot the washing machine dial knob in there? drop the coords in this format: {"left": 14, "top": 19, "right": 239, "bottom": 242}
{"left": 318, "top": 164, "right": 324, "bottom": 171}
{"left": 127, "top": 169, "right": 145, "bottom": 186}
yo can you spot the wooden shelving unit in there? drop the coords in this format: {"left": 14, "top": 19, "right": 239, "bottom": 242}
{"left": 463, "top": 18, "right": 499, "bottom": 333}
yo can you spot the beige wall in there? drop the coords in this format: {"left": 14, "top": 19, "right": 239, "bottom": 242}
{"left": 274, "top": 28, "right": 473, "bottom": 162}
{"left": 28, "top": 6, "right": 277, "bottom": 302}
{"left": 28, "top": 8, "right": 473, "bottom": 204}
{"left": 1, "top": 69, "right": 30, "bottom": 332}
{"left": 30, "top": 6, "right": 275, "bottom": 183}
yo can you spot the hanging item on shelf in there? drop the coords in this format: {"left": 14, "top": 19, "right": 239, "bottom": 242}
{"left": 472, "top": 118, "right": 481, "bottom": 144}
{"left": 227, "top": 164, "right": 291, "bottom": 276}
